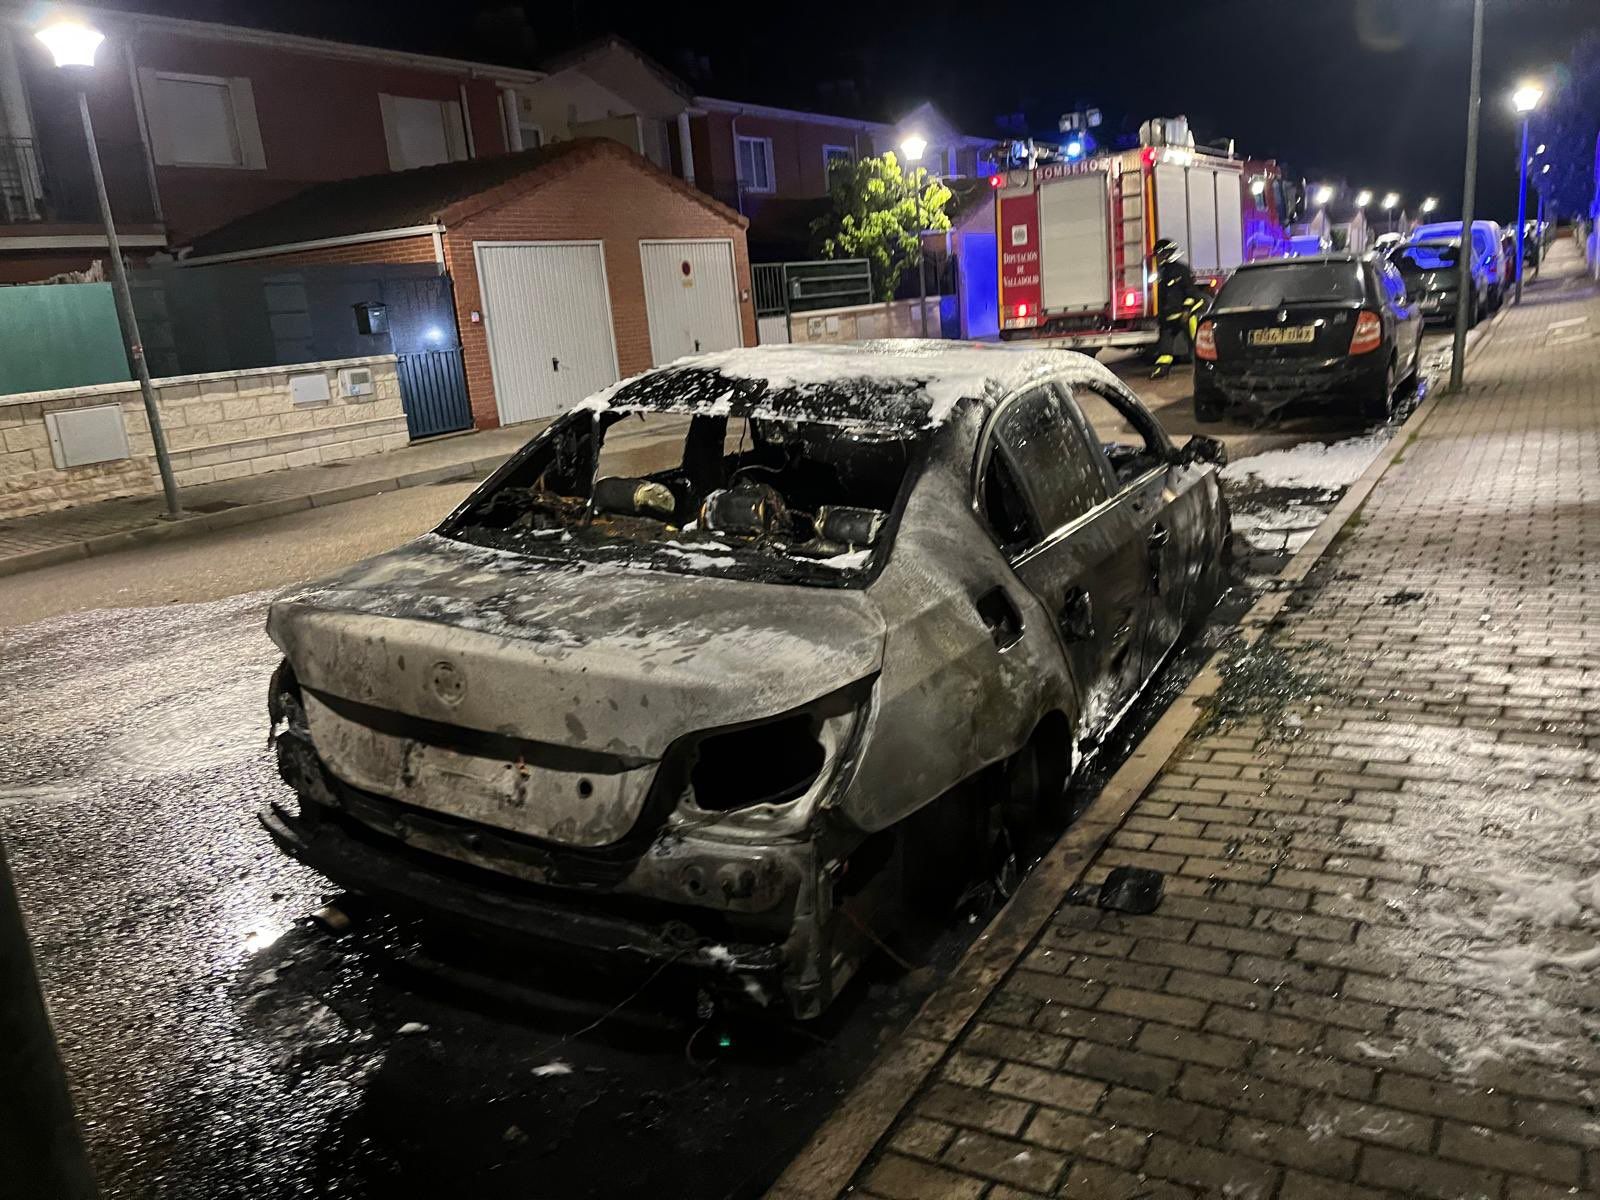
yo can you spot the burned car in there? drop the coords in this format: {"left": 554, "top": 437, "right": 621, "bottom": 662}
{"left": 263, "top": 343, "right": 1230, "bottom": 1018}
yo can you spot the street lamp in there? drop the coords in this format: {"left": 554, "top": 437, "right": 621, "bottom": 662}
{"left": 38, "top": 15, "right": 181, "bottom": 516}
{"left": 1381, "top": 192, "right": 1400, "bottom": 233}
{"left": 1512, "top": 81, "right": 1543, "bottom": 303}
{"left": 1448, "top": 0, "right": 1485, "bottom": 394}
{"left": 899, "top": 134, "right": 931, "bottom": 338}
{"left": 1313, "top": 184, "right": 1335, "bottom": 207}
{"left": 1422, "top": 196, "right": 1439, "bottom": 214}
{"left": 1354, "top": 189, "right": 1373, "bottom": 207}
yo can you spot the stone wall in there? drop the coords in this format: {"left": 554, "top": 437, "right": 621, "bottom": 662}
{"left": 0, "top": 355, "right": 407, "bottom": 519}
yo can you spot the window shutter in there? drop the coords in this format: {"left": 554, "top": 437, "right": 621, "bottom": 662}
{"left": 443, "top": 100, "right": 467, "bottom": 162}
{"left": 137, "top": 68, "right": 176, "bottom": 166}
{"left": 379, "top": 94, "right": 405, "bottom": 171}
{"left": 229, "top": 77, "right": 266, "bottom": 169}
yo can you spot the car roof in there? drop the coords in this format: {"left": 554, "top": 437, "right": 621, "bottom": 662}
{"left": 589, "top": 341, "right": 1126, "bottom": 432}
{"left": 1234, "top": 253, "right": 1366, "bottom": 267}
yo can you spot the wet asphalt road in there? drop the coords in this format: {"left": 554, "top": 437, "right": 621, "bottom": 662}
{"left": 0, "top": 340, "right": 1450, "bottom": 1199}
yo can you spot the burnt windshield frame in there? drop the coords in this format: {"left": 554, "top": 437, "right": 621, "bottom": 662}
{"left": 435, "top": 403, "right": 932, "bottom": 590}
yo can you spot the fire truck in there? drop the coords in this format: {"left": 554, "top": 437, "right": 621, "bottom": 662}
{"left": 993, "top": 119, "right": 1298, "bottom": 349}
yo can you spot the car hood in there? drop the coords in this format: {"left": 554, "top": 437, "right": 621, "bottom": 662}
{"left": 268, "top": 533, "right": 887, "bottom": 761}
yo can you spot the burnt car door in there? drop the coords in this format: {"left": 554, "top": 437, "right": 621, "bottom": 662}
{"left": 976, "top": 384, "right": 1148, "bottom": 738}
{"left": 1065, "top": 380, "right": 1215, "bottom": 686}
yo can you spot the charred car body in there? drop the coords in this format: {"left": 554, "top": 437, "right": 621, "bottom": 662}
{"left": 264, "top": 343, "right": 1230, "bottom": 1018}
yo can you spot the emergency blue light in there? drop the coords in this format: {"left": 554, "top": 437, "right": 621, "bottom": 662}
{"left": 1065, "top": 140, "right": 1083, "bottom": 159}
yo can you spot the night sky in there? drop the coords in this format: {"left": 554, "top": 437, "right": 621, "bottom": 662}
{"left": 95, "top": 0, "right": 1600, "bottom": 220}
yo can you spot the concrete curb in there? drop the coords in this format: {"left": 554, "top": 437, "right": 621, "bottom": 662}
{"left": 764, "top": 318, "right": 1498, "bottom": 1200}
{"left": 0, "top": 454, "right": 509, "bottom": 581}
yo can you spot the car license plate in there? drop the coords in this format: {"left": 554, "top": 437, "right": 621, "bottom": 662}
{"left": 1249, "top": 326, "right": 1317, "bottom": 346}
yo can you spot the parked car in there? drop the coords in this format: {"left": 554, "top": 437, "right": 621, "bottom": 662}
{"left": 1193, "top": 253, "right": 1424, "bottom": 423}
{"left": 1412, "top": 220, "right": 1509, "bottom": 310}
{"left": 262, "top": 343, "right": 1231, "bottom": 1019}
{"left": 1286, "top": 232, "right": 1333, "bottom": 257}
{"left": 1392, "top": 238, "right": 1490, "bottom": 325}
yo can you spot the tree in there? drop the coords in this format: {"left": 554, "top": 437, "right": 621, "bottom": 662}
{"left": 811, "top": 152, "right": 953, "bottom": 301}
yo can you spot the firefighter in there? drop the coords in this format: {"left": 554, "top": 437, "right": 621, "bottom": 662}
{"left": 1150, "top": 238, "right": 1209, "bottom": 380}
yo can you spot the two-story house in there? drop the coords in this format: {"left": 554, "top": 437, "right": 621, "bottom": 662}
{"left": 0, "top": 10, "right": 999, "bottom": 283}
{"left": 0, "top": 3, "right": 546, "bottom": 282}
{"left": 515, "top": 38, "right": 1000, "bottom": 259}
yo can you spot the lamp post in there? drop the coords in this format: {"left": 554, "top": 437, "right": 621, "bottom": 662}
{"left": 1381, "top": 192, "right": 1400, "bottom": 234}
{"left": 899, "top": 134, "right": 931, "bottom": 337}
{"left": 1422, "top": 196, "right": 1439, "bottom": 215}
{"left": 1512, "top": 82, "right": 1543, "bottom": 303}
{"left": 1448, "top": 0, "right": 1484, "bottom": 394}
{"left": 36, "top": 17, "right": 181, "bottom": 517}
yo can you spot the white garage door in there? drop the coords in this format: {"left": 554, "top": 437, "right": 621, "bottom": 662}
{"left": 474, "top": 241, "right": 621, "bottom": 425}
{"left": 640, "top": 239, "right": 743, "bottom": 366}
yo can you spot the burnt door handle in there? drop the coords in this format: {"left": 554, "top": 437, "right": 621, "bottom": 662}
{"left": 1148, "top": 525, "right": 1170, "bottom": 593}
{"left": 551, "top": 357, "right": 560, "bottom": 372}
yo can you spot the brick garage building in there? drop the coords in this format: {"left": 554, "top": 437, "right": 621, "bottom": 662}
{"left": 183, "top": 139, "right": 756, "bottom": 430}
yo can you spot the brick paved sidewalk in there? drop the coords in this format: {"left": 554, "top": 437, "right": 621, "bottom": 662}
{"left": 836, "top": 241, "right": 1600, "bottom": 1200}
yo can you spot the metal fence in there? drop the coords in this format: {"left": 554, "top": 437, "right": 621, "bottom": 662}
{"left": 130, "top": 262, "right": 459, "bottom": 378}
{"left": 752, "top": 259, "right": 873, "bottom": 318}
{"left": 0, "top": 137, "right": 46, "bottom": 223}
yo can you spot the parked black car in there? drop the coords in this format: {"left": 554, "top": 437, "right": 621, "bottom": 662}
{"left": 1391, "top": 239, "right": 1490, "bottom": 326}
{"left": 1193, "top": 254, "right": 1424, "bottom": 424}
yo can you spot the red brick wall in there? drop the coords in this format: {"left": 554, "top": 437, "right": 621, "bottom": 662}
{"left": 239, "top": 235, "right": 439, "bottom": 268}
{"left": 0, "top": 249, "right": 157, "bottom": 285}
{"left": 693, "top": 111, "right": 876, "bottom": 203}
{"left": 444, "top": 154, "right": 756, "bottom": 430}
{"left": 130, "top": 30, "right": 511, "bottom": 244}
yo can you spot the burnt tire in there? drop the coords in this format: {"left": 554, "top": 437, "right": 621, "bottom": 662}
{"left": 1001, "top": 725, "right": 1072, "bottom": 834}
{"left": 901, "top": 781, "right": 990, "bottom": 910}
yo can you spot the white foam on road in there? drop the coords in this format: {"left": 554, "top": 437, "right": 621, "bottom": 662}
{"left": 1222, "top": 430, "right": 1389, "bottom": 491}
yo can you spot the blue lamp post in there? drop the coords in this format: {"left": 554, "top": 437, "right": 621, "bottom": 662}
{"left": 1512, "top": 82, "right": 1543, "bottom": 304}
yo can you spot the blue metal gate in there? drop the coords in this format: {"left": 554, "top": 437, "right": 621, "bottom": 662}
{"left": 396, "top": 347, "right": 473, "bottom": 439}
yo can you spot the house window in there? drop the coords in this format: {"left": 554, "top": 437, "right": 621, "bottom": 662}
{"left": 736, "top": 135, "right": 774, "bottom": 193}
{"left": 520, "top": 123, "right": 543, "bottom": 150}
{"left": 823, "top": 144, "right": 854, "bottom": 176}
{"left": 380, "top": 94, "right": 468, "bottom": 171}
{"left": 138, "top": 70, "right": 265, "bottom": 168}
